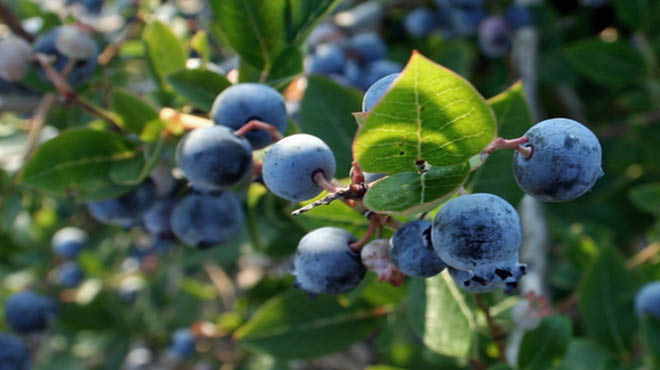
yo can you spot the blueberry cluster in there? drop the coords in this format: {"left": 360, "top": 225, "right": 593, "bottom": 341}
{"left": 305, "top": 27, "right": 402, "bottom": 90}
{"left": 51, "top": 226, "right": 88, "bottom": 287}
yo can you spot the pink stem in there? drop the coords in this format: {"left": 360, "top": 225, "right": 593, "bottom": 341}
{"left": 350, "top": 215, "right": 377, "bottom": 252}
{"left": 313, "top": 171, "right": 338, "bottom": 193}
{"left": 234, "top": 119, "right": 283, "bottom": 142}
{"left": 483, "top": 136, "right": 533, "bottom": 159}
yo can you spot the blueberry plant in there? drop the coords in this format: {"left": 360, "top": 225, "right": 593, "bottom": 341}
{"left": 1, "top": 0, "right": 660, "bottom": 369}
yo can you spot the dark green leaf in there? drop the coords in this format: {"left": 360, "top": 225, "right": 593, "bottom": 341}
{"left": 284, "top": 0, "right": 342, "bottom": 45}
{"left": 300, "top": 76, "right": 363, "bottom": 177}
{"left": 142, "top": 20, "right": 187, "bottom": 80}
{"left": 579, "top": 246, "right": 637, "bottom": 353}
{"left": 628, "top": 182, "right": 660, "bottom": 215}
{"left": 167, "top": 69, "right": 232, "bottom": 111}
{"left": 235, "top": 289, "right": 387, "bottom": 359}
{"left": 518, "top": 315, "right": 572, "bottom": 370}
{"left": 109, "top": 135, "right": 164, "bottom": 185}
{"left": 613, "top": 0, "right": 649, "bottom": 30}
{"left": 564, "top": 39, "right": 647, "bottom": 87}
{"left": 111, "top": 90, "right": 159, "bottom": 135}
{"left": 558, "top": 339, "right": 617, "bottom": 370}
{"left": 642, "top": 316, "right": 660, "bottom": 364}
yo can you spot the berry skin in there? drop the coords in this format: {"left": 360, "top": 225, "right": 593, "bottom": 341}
{"left": 513, "top": 118, "right": 603, "bottom": 202}
{"left": 56, "top": 262, "right": 85, "bottom": 288}
{"left": 306, "top": 43, "right": 346, "bottom": 75}
{"left": 390, "top": 220, "right": 446, "bottom": 278}
{"left": 262, "top": 134, "right": 336, "bottom": 202}
{"left": 143, "top": 198, "right": 175, "bottom": 238}
{"left": 478, "top": 16, "right": 511, "bottom": 58}
{"left": 33, "top": 26, "right": 98, "bottom": 86}
{"left": 346, "top": 33, "right": 387, "bottom": 63}
{"left": 404, "top": 8, "right": 437, "bottom": 38}
{"left": 87, "top": 180, "right": 157, "bottom": 227}
{"left": 52, "top": 226, "right": 87, "bottom": 259}
{"left": 504, "top": 5, "right": 534, "bottom": 29}
{"left": 362, "top": 73, "right": 399, "bottom": 112}
{"left": 211, "top": 83, "right": 287, "bottom": 149}
{"left": 0, "top": 333, "right": 30, "bottom": 370}
{"left": 54, "top": 25, "right": 97, "bottom": 59}
{"left": 293, "top": 227, "right": 365, "bottom": 295}
{"left": 170, "top": 191, "right": 244, "bottom": 249}
{"left": 170, "top": 329, "right": 196, "bottom": 359}
{"left": 4, "top": 291, "right": 57, "bottom": 334}
{"left": 0, "top": 36, "right": 32, "bottom": 82}
{"left": 636, "top": 281, "right": 660, "bottom": 318}
{"left": 176, "top": 126, "right": 253, "bottom": 191}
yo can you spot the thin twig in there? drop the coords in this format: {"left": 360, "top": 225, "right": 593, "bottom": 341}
{"left": 98, "top": 16, "right": 144, "bottom": 66}
{"left": 203, "top": 262, "right": 236, "bottom": 310}
{"left": 234, "top": 119, "right": 283, "bottom": 142}
{"left": 0, "top": 1, "right": 35, "bottom": 42}
{"left": 627, "top": 242, "right": 660, "bottom": 270}
{"left": 475, "top": 294, "right": 507, "bottom": 363}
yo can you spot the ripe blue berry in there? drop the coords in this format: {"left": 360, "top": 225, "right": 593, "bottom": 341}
{"left": 0, "top": 333, "right": 30, "bottom": 370}
{"left": 362, "top": 73, "right": 399, "bottom": 112}
{"left": 33, "top": 26, "right": 98, "bottom": 86}
{"left": 363, "top": 60, "right": 402, "bottom": 91}
{"left": 478, "top": 16, "right": 511, "bottom": 58}
{"left": 513, "top": 118, "right": 603, "bottom": 202}
{"left": 0, "top": 36, "right": 32, "bottom": 82}
{"left": 504, "top": 5, "right": 533, "bottom": 29}
{"left": 293, "top": 227, "right": 365, "bottom": 295}
{"left": 262, "top": 134, "right": 336, "bottom": 202}
{"left": 4, "top": 291, "right": 57, "bottom": 334}
{"left": 56, "top": 262, "right": 85, "bottom": 288}
{"left": 170, "top": 191, "right": 244, "bottom": 249}
{"left": 346, "top": 33, "right": 387, "bottom": 63}
{"left": 636, "top": 281, "right": 660, "bottom": 318}
{"left": 390, "top": 220, "right": 446, "bottom": 278}
{"left": 176, "top": 126, "right": 253, "bottom": 191}
{"left": 52, "top": 227, "right": 87, "bottom": 259}
{"left": 143, "top": 198, "right": 175, "bottom": 238}
{"left": 87, "top": 180, "right": 157, "bottom": 227}
{"left": 404, "top": 8, "right": 437, "bottom": 38}
{"left": 306, "top": 43, "right": 346, "bottom": 75}
{"left": 211, "top": 83, "right": 287, "bottom": 149}
{"left": 170, "top": 329, "right": 196, "bottom": 359}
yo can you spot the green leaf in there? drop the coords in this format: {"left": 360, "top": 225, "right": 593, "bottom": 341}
{"left": 109, "top": 135, "right": 164, "bottom": 185}
{"left": 613, "top": 0, "right": 649, "bottom": 30}
{"left": 166, "top": 69, "right": 232, "bottom": 111}
{"left": 642, "top": 316, "right": 660, "bottom": 366}
{"left": 564, "top": 39, "right": 647, "bottom": 88}
{"left": 628, "top": 182, "right": 660, "bottom": 215}
{"left": 469, "top": 81, "right": 533, "bottom": 204}
{"left": 235, "top": 289, "right": 387, "bottom": 359}
{"left": 191, "top": 31, "right": 211, "bottom": 65}
{"left": 212, "top": 0, "right": 286, "bottom": 71}
{"left": 142, "top": 20, "right": 187, "bottom": 80}
{"left": 558, "top": 339, "right": 617, "bottom": 370}
{"left": 408, "top": 270, "right": 476, "bottom": 359}
{"left": 363, "top": 162, "right": 470, "bottom": 215}
{"left": 518, "top": 315, "right": 572, "bottom": 370}
{"left": 353, "top": 51, "right": 496, "bottom": 174}
{"left": 20, "top": 128, "right": 137, "bottom": 201}
{"left": 300, "top": 76, "right": 363, "bottom": 178}
{"left": 579, "top": 246, "right": 637, "bottom": 353}
{"left": 284, "top": 0, "right": 342, "bottom": 45}
{"left": 111, "top": 90, "right": 159, "bottom": 135}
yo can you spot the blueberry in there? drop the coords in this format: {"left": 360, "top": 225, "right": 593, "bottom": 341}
{"left": 67, "top": 0, "right": 104, "bottom": 13}
{"left": 0, "top": 77, "right": 18, "bottom": 94}
{"left": 4, "top": 291, "right": 57, "bottom": 334}
{"left": 52, "top": 226, "right": 87, "bottom": 259}
{"left": 306, "top": 43, "right": 346, "bottom": 75}
{"left": 262, "top": 134, "right": 336, "bottom": 202}
{"left": 450, "top": 7, "right": 486, "bottom": 37}
{"left": 343, "top": 60, "right": 368, "bottom": 89}
{"left": 478, "top": 16, "right": 511, "bottom": 58}
{"left": 0, "top": 333, "right": 30, "bottom": 370}
{"left": 390, "top": 220, "right": 446, "bottom": 278}
{"left": 118, "top": 277, "right": 142, "bottom": 305}
{"left": 432, "top": 193, "right": 522, "bottom": 270}
{"left": 293, "top": 227, "right": 365, "bottom": 295}
{"left": 0, "top": 36, "right": 32, "bottom": 82}
{"left": 87, "top": 180, "right": 157, "bottom": 227}
{"left": 33, "top": 26, "right": 98, "bottom": 86}
{"left": 636, "top": 281, "right": 660, "bottom": 318}
{"left": 170, "top": 329, "right": 196, "bottom": 359}
{"left": 362, "top": 73, "right": 399, "bottom": 112}
{"left": 176, "top": 126, "right": 253, "bottom": 191}
{"left": 513, "top": 118, "right": 603, "bottom": 202}
{"left": 404, "top": 8, "right": 437, "bottom": 38}
{"left": 56, "top": 261, "right": 85, "bottom": 288}
{"left": 346, "top": 33, "right": 387, "bottom": 63}
{"left": 170, "top": 191, "right": 244, "bottom": 249}
{"left": 211, "top": 83, "right": 287, "bottom": 149}
{"left": 362, "top": 60, "right": 402, "bottom": 92}
{"left": 306, "top": 23, "right": 343, "bottom": 50}
{"left": 143, "top": 199, "right": 175, "bottom": 238}
{"left": 504, "top": 5, "right": 533, "bottom": 29}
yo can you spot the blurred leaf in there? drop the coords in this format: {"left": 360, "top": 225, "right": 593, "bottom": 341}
{"left": 1, "top": 192, "right": 21, "bottom": 231}
{"left": 300, "top": 76, "right": 363, "bottom": 177}
{"left": 470, "top": 81, "right": 533, "bottom": 204}
{"left": 238, "top": 46, "right": 303, "bottom": 88}
{"left": 579, "top": 246, "right": 637, "bottom": 353}
{"left": 142, "top": 20, "right": 187, "bottom": 80}
{"left": 284, "top": 0, "right": 342, "bottom": 45}
{"left": 518, "top": 315, "right": 572, "bottom": 370}
{"left": 558, "top": 339, "right": 617, "bottom": 370}
{"left": 628, "top": 182, "right": 660, "bottom": 215}
{"left": 58, "top": 290, "right": 128, "bottom": 331}
{"left": 363, "top": 162, "right": 469, "bottom": 215}
{"left": 20, "top": 129, "right": 136, "bottom": 201}
{"left": 353, "top": 51, "right": 496, "bottom": 174}
{"left": 613, "top": 0, "right": 650, "bottom": 30}
{"left": 111, "top": 90, "right": 159, "bottom": 135}
{"left": 642, "top": 316, "right": 660, "bottom": 364}
{"left": 235, "top": 289, "right": 387, "bottom": 359}
{"left": 408, "top": 270, "right": 476, "bottom": 359}
{"left": 564, "top": 39, "right": 646, "bottom": 88}
{"left": 167, "top": 69, "right": 232, "bottom": 111}
{"left": 109, "top": 135, "right": 164, "bottom": 185}
{"left": 191, "top": 31, "right": 211, "bottom": 65}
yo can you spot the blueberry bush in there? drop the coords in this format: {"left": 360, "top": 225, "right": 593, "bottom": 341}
{"left": 0, "top": 0, "right": 660, "bottom": 369}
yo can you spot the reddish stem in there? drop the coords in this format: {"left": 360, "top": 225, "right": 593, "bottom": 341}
{"left": 233, "top": 119, "right": 283, "bottom": 142}
{"left": 34, "top": 54, "right": 76, "bottom": 100}
{"left": 483, "top": 136, "right": 532, "bottom": 158}
{"left": 349, "top": 214, "right": 378, "bottom": 252}
{"left": 475, "top": 295, "right": 507, "bottom": 363}
{"left": 0, "top": 1, "right": 35, "bottom": 42}
{"left": 313, "top": 171, "right": 338, "bottom": 193}
{"left": 350, "top": 161, "right": 365, "bottom": 184}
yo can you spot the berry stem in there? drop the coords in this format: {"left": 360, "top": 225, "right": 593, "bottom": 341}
{"left": 475, "top": 294, "right": 507, "bottom": 363}
{"left": 233, "top": 119, "right": 283, "bottom": 142}
{"left": 159, "top": 108, "right": 213, "bottom": 130}
{"left": 313, "top": 171, "right": 338, "bottom": 193}
{"left": 0, "top": 1, "right": 35, "bottom": 42}
{"left": 349, "top": 214, "right": 377, "bottom": 252}
{"left": 482, "top": 136, "right": 532, "bottom": 159}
